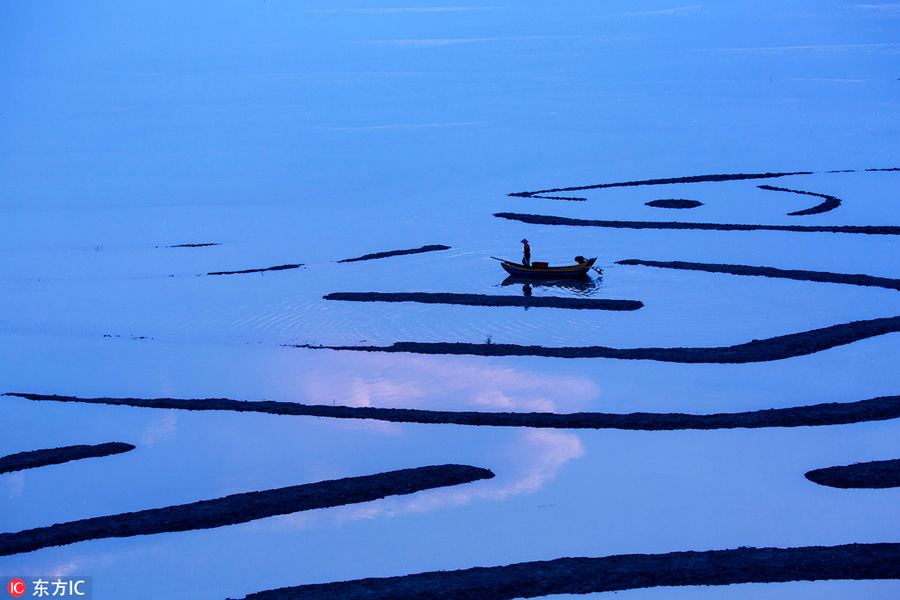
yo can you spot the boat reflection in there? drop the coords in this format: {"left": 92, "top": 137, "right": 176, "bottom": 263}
{"left": 500, "top": 274, "right": 602, "bottom": 297}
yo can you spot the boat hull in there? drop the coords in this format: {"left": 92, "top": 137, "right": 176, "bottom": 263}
{"left": 500, "top": 257, "right": 597, "bottom": 278}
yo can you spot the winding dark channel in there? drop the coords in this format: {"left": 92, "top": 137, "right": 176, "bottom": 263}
{"left": 207, "top": 263, "right": 304, "bottom": 276}
{"left": 323, "top": 292, "right": 643, "bottom": 311}
{"left": 646, "top": 199, "right": 703, "bottom": 209}
{"left": 233, "top": 542, "right": 900, "bottom": 600}
{"left": 338, "top": 244, "right": 450, "bottom": 263}
{"left": 0, "top": 442, "right": 135, "bottom": 474}
{"left": 8, "top": 393, "right": 900, "bottom": 431}
{"left": 0, "top": 464, "right": 493, "bottom": 557}
{"left": 758, "top": 184, "right": 842, "bottom": 216}
{"left": 616, "top": 259, "right": 900, "bottom": 291}
{"left": 508, "top": 170, "right": 814, "bottom": 197}
{"left": 495, "top": 212, "right": 900, "bottom": 235}
{"left": 299, "top": 314, "right": 900, "bottom": 363}
{"left": 806, "top": 459, "right": 900, "bottom": 489}
{"left": 529, "top": 195, "right": 587, "bottom": 201}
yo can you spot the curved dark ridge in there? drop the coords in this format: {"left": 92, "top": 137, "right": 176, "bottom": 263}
{"left": 529, "top": 195, "right": 587, "bottom": 201}
{"left": 616, "top": 259, "right": 900, "bottom": 291}
{"left": 806, "top": 459, "right": 900, "bottom": 489}
{"left": 646, "top": 199, "right": 703, "bottom": 209}
{"left": 207, "top": 263, "right": 304, "bottom": 276}
{"left": 508, "top": 171, "right": 814, "bottom": 197}
{"left": 758, "top": 184, "right": 842, "bottom": 216}
{"left": 0, "top": 442, "right": 135, "bottom": 474}
{"left": 495, "top": 212, "right": 900, "bottom": 235}
{"left": 232, "top": 542, "right": 900, "bottom": 600}
{"left": 0, "top": 464, "right": 493, "bottom": 556}
{"left": 304, "top": 314, "right": 900, "bottom": 363}
{"left": 338, "top": 244, "right": 450, "bottom": 263}
{"left": 8, "top": 393, "right": 900, "bottom": 431}
{"left": 323, "top": 292, "right": 643, "bottom": 311}
{"left": 167, "top": 243, "right": 220, "bottom": 248}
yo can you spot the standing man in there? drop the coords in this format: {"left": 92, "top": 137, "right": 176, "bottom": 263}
{"left": 521, "top": 238, "right": 531, "bottom": 266}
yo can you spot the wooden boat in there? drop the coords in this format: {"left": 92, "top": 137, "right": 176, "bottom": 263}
{"left": 494, "top": 256, "right": 598, "bottom": 278}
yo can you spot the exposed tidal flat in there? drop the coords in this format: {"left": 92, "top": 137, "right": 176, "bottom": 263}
{"left": 495, "top": 212, "right": 900, "bottom": 235}
{"left": 9, "top": 392, "right": 900, "bottom": 432}
{"left": 507, "top": 170, "right": 815, "bottom": 198}
{"left": 756, "top": 185, "right": 842, "bottom": 216}
{"left": 202, "top": 245, "right": 449, "bottom": 277}
{"left": 616, "top": 259, "right": 900, "bottom": 291}
{"left": 645, "top": 199, "right": 704, "bottom": 209}
{"left": 0, "top": 442, "right": 135, "bottom": 474}
{"left": 207, "top": 263, "right": 305, "bottom": 276}
{"left": 323, "top": 291, "right": 643, "bottom": 311}
{"left": 4, "top": 1, "right": 900, "bottom": 597}
{"left": 235, "top": 543, "right": 900, "bottom": 600}
{"left": 337, "top": 244, "right": 450, "bottom": 263}
{"left": 307, "top": 314, "right": 900, "bottom": 363}
{"left": 0, "top": 465, "right": 493, "bottom": 557}
{"left": 806, "top": 459, "right": 900, "bottom": 489}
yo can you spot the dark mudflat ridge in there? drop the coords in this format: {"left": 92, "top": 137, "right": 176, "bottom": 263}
{"left": 646, "top": 199, "right": 703, "bottom": 209}
{"left": 508, "top": 170, "right": 813, "bottom": 197}
{"left": 0, "top": 464, "right": 493, "bottom": 557}
{"left": 323, "top": 292, "right": 643, "bottom": 311}
{"left": 495, "top": 212, "right": 900, "bottom": 235}
{"left": 529, "top": 195, "right": 587, "bottom": 201}
{"left": 10, "top": 393, "right": 900, "bottom": 431}
{"left": 616, "top": 259, "right": 900, "bottom": 291}
{"left": 0, "top": 442, "right": 134, "bottom": 474}
{"left": 234, "top": 542, "right": 900, "bottom": 600}
{"left": 207, "top": 263, "right": 304, "bottom": 276}
{"left": 806, "top": 459, "right": 900, "bottom": 489}
{"left": 758, "top": 184, "right": 842, "bottom": 216}
{"left": 307, "top": 314, "right": 900, "bottom": 363}
{"left": 338, "top": 244, "right": 450, "bottom": 263}
{"left": 103, "top": 334, "right": 152, "bottom": 340}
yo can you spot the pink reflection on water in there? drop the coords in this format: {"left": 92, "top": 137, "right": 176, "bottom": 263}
{"left": 140, "top": 413, "right": 179, "bottom": 446}
{"left": 253, "top": 351, "right": 598, "bottom": 528}
{"left": 256, "top": 351, "right": 600, "bottom": 529}
{"left": 272, "top": 428, "right": 585, "bottom": 530}
{"left": 291, "top": 352, "right": 600, "bottom": 413}
{"left": 371, "top": 431, "right": 584, "bottom": 517}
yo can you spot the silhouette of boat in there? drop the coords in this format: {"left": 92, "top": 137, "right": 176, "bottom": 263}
{"left": 493, "top": 256, "right": 598, "bottom": 278}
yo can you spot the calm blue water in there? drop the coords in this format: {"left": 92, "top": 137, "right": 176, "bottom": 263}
{"left": 2, "top": 2, "right": 900, "bottom": 598}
